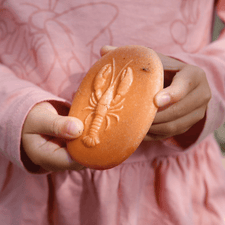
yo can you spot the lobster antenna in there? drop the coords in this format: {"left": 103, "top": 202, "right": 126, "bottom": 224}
{"left": 109, "top": 58, "right": 116, "bottom": 87}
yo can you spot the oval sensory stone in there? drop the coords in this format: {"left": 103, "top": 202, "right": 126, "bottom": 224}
{"left": 67, "top": 45, "right": 164, "bottom": 170}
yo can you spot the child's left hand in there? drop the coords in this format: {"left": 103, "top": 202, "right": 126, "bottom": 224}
{"left": 145, "top": 53, "right": 211, "bottom": 141}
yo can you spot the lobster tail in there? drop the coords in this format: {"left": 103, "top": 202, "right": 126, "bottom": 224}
{"left": 83, "top": 135, "right": 100, "bottom": 147}
{"left": 82, "top": 114, "right": 103, "bottom": 147}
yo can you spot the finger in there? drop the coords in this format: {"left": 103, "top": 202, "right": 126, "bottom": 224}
{"left": 155, "top": 65, "right": 201, "bottom": 108}
{"left": 100, "top": 45, "right": 117, "bottom": 56}
{"left": 40, "top": 144, "right": 86, "bottom": 172}
{"left": 157, "top": 53, "right": 185, "bottom": 71}
{"left": 23, "top": 134, "right": 85, "bottom": 172}
{"left": 25, "top": 108, "right": 84, "bottom": 139}
{"left": 153, "top": 84, "right": 209, "bottom": 124}
{"left": 143, "top": 133, "right": 172, "bottom": 141}
{"left": 148, "top": 106, "right": 206, "bottom": 137}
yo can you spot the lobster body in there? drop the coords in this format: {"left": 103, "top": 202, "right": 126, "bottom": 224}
{"left": 83, "top": 58, "right": 133, "bottom": 147}
{"left": 83, "top": 87, "right": 114, "bottom": 147}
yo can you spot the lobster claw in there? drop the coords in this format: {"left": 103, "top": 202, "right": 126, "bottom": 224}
{"left": 94, "top": 63, "right": 112, "bottom": 100}
{"left": 112, "top": 67, "right": 133, "bottom": 105}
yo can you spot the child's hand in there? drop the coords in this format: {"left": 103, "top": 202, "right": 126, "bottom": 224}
{"left": 21, "top": 101, "right": 85, "bottom": 172}
{"left": 145, "top": 53, "right": 211, "bottom": 141}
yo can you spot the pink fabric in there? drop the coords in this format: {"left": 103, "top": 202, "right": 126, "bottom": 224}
{"left": 0, "top": 0, "right": 225, "bottom": 224}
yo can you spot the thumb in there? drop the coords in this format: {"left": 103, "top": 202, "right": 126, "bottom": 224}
{"left": 37, "top": 114, "right": 84, "bottom": 139}
{"left": 48, "top": 115, "right": 84, "bottom": 139}
{"left": 100, "top": 45, "right": 117, "bottom": 56}
{"left": 23, "top": 103, "right": 84, "bottom": 139}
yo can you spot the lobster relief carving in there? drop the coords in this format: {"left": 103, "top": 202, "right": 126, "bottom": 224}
{"left": 83, "top": 58, "right": 133, "bottom": 147}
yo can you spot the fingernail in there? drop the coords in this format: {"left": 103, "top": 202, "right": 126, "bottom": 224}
{"left": 155, "top": 93, "right": 171, "bottom": 107}
{"left": 66, "top": 120, "right": 83, "bottom": 138}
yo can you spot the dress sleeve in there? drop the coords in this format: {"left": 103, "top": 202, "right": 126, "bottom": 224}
{"left": 163, "top": 0, "right": 225, "bottom": 150}
{"left": 0, "top": 64, "right": 69, "bottom": 171}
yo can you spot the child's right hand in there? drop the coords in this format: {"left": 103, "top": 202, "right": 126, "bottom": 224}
{"left": 21, "top": 101, "right": 85, "bottom": 172}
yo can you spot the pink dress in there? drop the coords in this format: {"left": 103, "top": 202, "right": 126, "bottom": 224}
{"left": 0, "top": 0, "right": 225, "bottom": 224}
